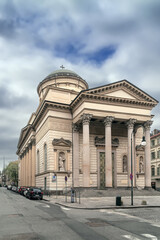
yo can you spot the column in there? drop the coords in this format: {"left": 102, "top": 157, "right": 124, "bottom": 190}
{"left": 144, "top": 120, "right": 152, "bottom": 188}
{"left": 28, "top": 144, "right": 32, "bottom": 186}
{"left": 127, "top": 119, "right": 136, "bottom": 187}
{"left": 104, "top": 116, "right": 114, "bottom": 187}
{"left": 32, "top": 139, "right": 36, "bottom": 187}
{"left": 26, "top": 147, "right": 29, "bottom": 186}
{"left": 81, "top": 113, "right": 92, "bottom": 187}
{"left": 72, "top": 123, "right": 80, "bottom": 187}
{"left": 24, "top": 151, "right": 26, "bottom": 186}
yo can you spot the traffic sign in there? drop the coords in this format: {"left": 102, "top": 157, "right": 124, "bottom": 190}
{"left": 52, "top": 175, "right": 57, "bottom": 182}
{"left": 130, "top": 173, "right": 133, "bottom": 180}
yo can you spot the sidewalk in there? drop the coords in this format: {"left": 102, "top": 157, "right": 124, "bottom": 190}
{"left": 43, "top": 194, "right": 160, "bottom": 209}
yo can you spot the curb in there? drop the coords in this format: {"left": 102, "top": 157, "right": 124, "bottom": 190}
{"left": 54, "top": 202, "right": 160, "bottom": 210}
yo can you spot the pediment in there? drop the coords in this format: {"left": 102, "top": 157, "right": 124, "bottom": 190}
{"left": 105, "top": 89, "right": 136, "bottom": 100}
{"left": 52, "top": 138, "right": 71, "bottom": 147}
{"left": 85, "top": 80, "right": 158, "bottom": 104}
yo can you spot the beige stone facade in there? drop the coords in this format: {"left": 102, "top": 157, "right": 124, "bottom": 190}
{"left": 17, "top": 69, "right": 158, "bottom": 190}
{"left": 150, "top": 130, "right": 160, "bottom": 190}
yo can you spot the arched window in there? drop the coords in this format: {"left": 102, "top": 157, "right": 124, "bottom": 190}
{"left": 151, "top": 165, "right": 155, "bottom": 176}
{"left": 122, "top": 155, "right": 128, "bottom": 172}
{"left": 37, "top": 150, "right": 40, "bottom": 174}
{"left": 44, "top": 143, "right": 47, "bottom": 171}
{"left": 139, "top": 156, "right": 144, "bottom": 173}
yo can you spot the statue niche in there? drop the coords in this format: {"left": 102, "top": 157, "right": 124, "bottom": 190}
{"left": 58, "top": 152, "right": 66, "bottom": 171}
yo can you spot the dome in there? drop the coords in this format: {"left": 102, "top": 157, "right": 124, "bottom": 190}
{"left": 45, "top": 69, "right": 82, "bottom": 80}
{"left": 37, "top": 68, "right": 88, "bottom": 102}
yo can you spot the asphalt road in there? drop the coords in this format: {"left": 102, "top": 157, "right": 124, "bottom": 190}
{"left": 0, "top": 187, "right": 160, "bottom": 240}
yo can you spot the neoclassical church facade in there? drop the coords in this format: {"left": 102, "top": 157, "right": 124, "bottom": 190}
{"left": 17, "top": 68, "right": 158, "bottom": 190}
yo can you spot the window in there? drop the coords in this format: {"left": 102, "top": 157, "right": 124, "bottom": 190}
{"left": 44, "top": 144, "right": 47, "bottom": 171}
{"left": 157, "top": 150, "right": 160, "bottom": 159}
{"left": 37, "top": 150, "right": 40, "bottom": 174}
{"left": 151, "top": 140, "right": 155, "bottom": 147}
{"left": 151, "top": 166, "right": 155, "bottom": 176}
{"left": 157, "top": 165, "right": 160, "bottom": 176}
{"left": 151, "top": 152, "right": 156, "bottom": 160}
{"left": 158, "top": 138, "right": 160, "bottom": 145}
{"left": 122, "top": 155, "right": 127, "bottom": 172}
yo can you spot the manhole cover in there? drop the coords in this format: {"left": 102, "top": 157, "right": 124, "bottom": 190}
{"left": 86, "top": 218, "right": 109, "bottom": 227}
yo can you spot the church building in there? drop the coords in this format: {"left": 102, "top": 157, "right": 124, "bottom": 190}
{"left": 17, "top": 68, "right": 158, "bottom": 191}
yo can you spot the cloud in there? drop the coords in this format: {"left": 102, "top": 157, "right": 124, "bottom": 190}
{"left": 0, "top": 0, "right": 160, "bottom": 170}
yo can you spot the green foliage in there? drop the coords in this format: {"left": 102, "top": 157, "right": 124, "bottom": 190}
{"left": 3, "top": 161, "right": 18, "bottom": 186}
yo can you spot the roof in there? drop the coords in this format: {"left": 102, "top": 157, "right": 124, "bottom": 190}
{"left": 46, "top": 69, "right": 82, "bottom": 79}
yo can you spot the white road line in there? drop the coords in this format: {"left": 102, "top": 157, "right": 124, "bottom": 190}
{"left": 141, "top": 234, "right": 157, "bottom": 240}
{"left": 151, "top": 224, "right": 160, "bottom": 228}
{"left": 123, "top": 235, "right": 140, "bottom": 240}
{"left": 61, "top": 207, "right": 70, "bottom": 211}
{"left": 43, "top": 204, "right": 50, "bottom": 208}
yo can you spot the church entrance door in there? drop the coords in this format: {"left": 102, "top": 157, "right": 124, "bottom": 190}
{"left": 99, "top": 152, "right": 105, "bottom": 189}
{"left": 99, "top": 151, "right": 115, "bottom": 189}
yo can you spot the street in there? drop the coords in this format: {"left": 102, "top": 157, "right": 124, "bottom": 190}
{"left": 0, "top": 187, "right": 160, "bottom": 240}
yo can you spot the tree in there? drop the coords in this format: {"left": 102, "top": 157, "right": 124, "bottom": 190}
{"left": 3, "top": 161, "right": 18, "bottom": 186}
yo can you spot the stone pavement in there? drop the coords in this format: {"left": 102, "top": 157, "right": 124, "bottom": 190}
{"left": 43, "top": 189, "right": 160, "bottom": 209}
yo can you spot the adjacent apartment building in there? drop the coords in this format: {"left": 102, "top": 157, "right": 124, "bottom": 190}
{"left": 17, "top": 68, "right": 158, "bottom": 191}
{"left": 151, "top": 129, "right": 160, "bottom": 190}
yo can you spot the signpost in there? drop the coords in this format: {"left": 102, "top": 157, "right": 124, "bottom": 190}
{"left": 52, "top": 174, "right": 57, "bottom": 198}
{"left": 65, "top": 176, "right": 67, "bottom": 202}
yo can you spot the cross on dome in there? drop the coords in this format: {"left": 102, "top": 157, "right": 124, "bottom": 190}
{"left": 60, "top": 65, "right": 65, "bottom": 69}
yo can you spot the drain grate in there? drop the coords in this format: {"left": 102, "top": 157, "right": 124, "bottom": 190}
{"left": 86, "top": 218, "right": 109, "bottom": 227}
{"left": 8, "top": 214, "right": 23, "bottom": 217}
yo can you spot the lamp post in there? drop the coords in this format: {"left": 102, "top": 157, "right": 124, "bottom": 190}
{"left": 131, "top": 133, "right": 133, "bottom": 206}
{"left": 130, "top": 133, "right": 146, "bottom": 206}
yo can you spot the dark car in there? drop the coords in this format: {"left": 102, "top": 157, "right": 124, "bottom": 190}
{"left": 18, "top": 187, "right": 26, "bottom": 195}
{"left": 26, "top": 188, "right": 43, "bottom": 200}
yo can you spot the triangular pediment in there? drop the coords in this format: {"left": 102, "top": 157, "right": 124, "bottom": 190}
{"left": 105, "top": 89, "right": 136, "bottom": 100}
{"left": 84, "top": 80, "right": 158, "bottom": 104}
{"left": 52, "top": 138, "right": 71, "bottom": 147}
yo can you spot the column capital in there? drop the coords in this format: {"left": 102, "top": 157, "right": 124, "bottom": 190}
{"left": 104, "top": 116, "right": 114, "bottom": 127}
{"left": 144, "top": 120, "right": 153, "bottom": 130}
{"left": 80, "top": 113, "right": 92, "bottom": 125}
{"left": 72, "top": 123, "right": 79, "bottom": 133}
{"left": 126, "top": 118, "right": 136, "bottom": 129}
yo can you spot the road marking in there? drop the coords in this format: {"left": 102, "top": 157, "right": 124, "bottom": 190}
{"left": 43, "top": 204, "right": 50, "bottom": 208}
{"left": 151, "top": 224, "right": 160, "bottom": 228}
{"left": 123, "top": 235, "right": 140, "bottom": 239}
{"left": 61, "top": 207, "right": 70, "bottom": 211}
{"left": 141, "top": 234, "right": 157, "bottom": 240}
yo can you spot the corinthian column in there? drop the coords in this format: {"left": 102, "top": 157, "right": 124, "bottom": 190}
{"left": 104, "top": 116, "right": 114, "bottom": 187}
{"left": 72, "top": 124, "right": 80, "bottom": 187}
{"left": 80, "top": 113, "right": 92, "bottom": 187}
{"left": 144, "top": 120, "right": 152, "bottom": 188}
{"left": 127, "top": 119, "right": 136, "bottom": 187}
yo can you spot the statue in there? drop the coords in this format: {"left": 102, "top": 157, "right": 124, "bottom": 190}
{"left": 139, "top": 157, "right": 144, "bottom": 173}
{"left": 58, "top": 152, "right": 65, "bottom": 171}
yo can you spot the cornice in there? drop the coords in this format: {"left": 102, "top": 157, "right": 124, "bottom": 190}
{"left": 70, "top": 92, "right": 157, "bottom": 110}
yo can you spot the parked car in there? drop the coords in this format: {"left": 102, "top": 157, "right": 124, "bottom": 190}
{"left": 26, "top": 188, "right": 43, "bottom": 200}
{"left": 24, "top": 187, "right": 30, "bottom": 197}
{"left": 7, "top": 185, "right": 12, "bottom": 190}
{"left": 18, "top": 186, "right": 26, "bottom": 195}
{"left": 11, "top": 186, "right": 17, "bottom": 192}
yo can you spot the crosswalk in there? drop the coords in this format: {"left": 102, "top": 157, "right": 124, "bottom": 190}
{"left": 123, "top": 234, "right": 158, "bottom": 240}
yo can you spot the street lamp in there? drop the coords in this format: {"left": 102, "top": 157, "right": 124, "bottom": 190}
{"left": 131, "top": 133, "right": 146, "bottom": 205}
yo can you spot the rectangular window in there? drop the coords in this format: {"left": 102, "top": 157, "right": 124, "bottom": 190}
{"left": 158, "top": 138, "right": 160, "bottom": 145}
{"left": 151, "top": 167, "right": 155, "bottom": 176}
{"left": 151, "top": 152, "right": 156, "bottom": 160}
{"left": 151, "top": 140, "right": 155, "bottom": 147}
{"left": 157, "top": 150, "right": 160, "bottom": 159}
{"left": 157, "top": 167, "right": 160, "bottom": 176}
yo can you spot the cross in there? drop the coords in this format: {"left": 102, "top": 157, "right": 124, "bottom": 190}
{"left": 60, "top": 65, "right": 65, "bottom": 69}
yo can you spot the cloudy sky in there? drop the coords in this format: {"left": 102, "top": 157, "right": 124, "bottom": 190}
{"left": 0, "top": 0, "right": 160, "bottom": 171}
